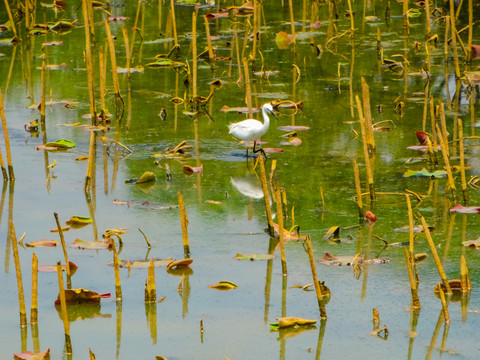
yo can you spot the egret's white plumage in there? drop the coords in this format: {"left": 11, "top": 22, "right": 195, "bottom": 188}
{"left": 228, "top": 103, "right": 277, "bottom": 157}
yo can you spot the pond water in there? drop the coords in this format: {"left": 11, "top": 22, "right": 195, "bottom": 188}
{"left": 1, "top": 0, "right": 480, "bottom": 359}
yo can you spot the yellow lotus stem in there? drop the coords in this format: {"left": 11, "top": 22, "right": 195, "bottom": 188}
{"left": 145, "top": 259, "right": 156, "bottom": 302}
{"left": 203, "top": 15, "right": 214, "bottom": 61}
{"left": 438, "top": 286, "right": 450, "bottom": 324}
{"left": 31, "top": 253, "right": 38, "bottom": 324}
{"left": 242, "top": 57, "right": 253, "bottom": 119}
{"left": 458, "top": 119, "right": 467, "bottom": 202}
{"left": 54, "top": 212, "right": 71, "bottom": 289}
{"left": 105, "top": 20, "right": 121, "bottom": 98}
{"left": 274, "top": 184, "right": 287, "bottom": 275}
{"left": 353, "top": 159, "right": 363, "bottom": 220}
{"left": 0, "top": 91, "right": 10, "bottom": 181}
{"left": 361, "top": 78, "right": 375, "bottom": 152}
{"left": 435, "top": 123, "right": 457, "bottom": 199}
{"left": 10, "top": 221, "right": 27, "bottom": 327}
{"left": 356, "top": 95, "right": 375, "bottom": 199}
{"left": 192, "top": 11, "right": 197, "bottom": 99}
{"left": 113, "top": 244, "right": 122, "bottom": 301}
{"left": 305, "top": 235, "right": 327, "bottom": 318}
{"left": 406, "top": 194, "right": 414, "bottom": 255}
{"left": 460, "top": 255, "right": 470, "bottom": 292}
{"left": 56, "top": 261, "right": 72, "bottom": 353}
{"left": 82, "top": 0, "right": 97, "bottom": 124}
{"left": 421, "top": 217, "right": 452, "bottom": 294}
{"left": 170, "top": 0, "right": 178, "bottom": 46}
{"left": 288, "top": 0, "right": 296, "bottom": 45}
{"left": 178, "top": 191, "right": 190, "bottom": 257}
{"left": 404, "top": 247, "right": 421, "bottom": 309}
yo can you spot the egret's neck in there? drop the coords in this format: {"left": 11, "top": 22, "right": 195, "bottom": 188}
{"left": 262, "top": 108, "right": 270, "bottom": 131}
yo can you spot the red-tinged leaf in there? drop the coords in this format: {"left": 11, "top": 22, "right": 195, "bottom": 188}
{"left": 275, "top": 31, "right": 292, "bottom": 49}
{"left": 25, "top": 239, "right": 59, "bottom": 247}
{"left": 166, "top": 258, "right": 193, "bottom": 271}
{"left": 365, "top": 210, "right": 377, "bottom": 223}
{"left": 36, "top": 63, "right": 66, "bottom": 70}
{"left": 450, "top": 204, "right": 480, "bottom": 214}
{"left": 183, "top": 164, "right": 203, "bottom": 176}
{"left": 42, "top": 41, "right": 63, "bottom": 46}
{"left": 272, "top": 223, "right": 307, "bottom": 241}
{"left": 38, "top": 261, "right": 78, "bottom": 275}
{"left": 406, "top": 145, "right": 441, "bottom": 152}
{"left": 472, "top": 44, "right": 480, "bottom": 60}
{"left": 280, "top": 137, "right": 302, "bottom": 146}
{"left": 36, "top": 145, "right": 59, "bottom": 151}
{"left": 108, "top": 16, "right": 129, "bottom": 21}
{"left": 205, "top": 12, "right": 229, "bottom": 20}
{"left": 14, "top": 348, "right": 50, "bottom": 360}
{"left": 462, "top": 238, "right": 480, "bottom": 248}
{"left": 205, "top": 200, "right": 222, "bottom": 204}
{"left": 263, "top": 148, "right": 284, "bottom": 154}
{"left": 277, "top": 125, "right": 310, "bottom": 131}
{"left": 220, "top": 105, "right": 260, "bottom": 113}
{"left": 55, "top": 288, "right": 111, "bottom": 305}
{"left": 69, "top": 238, "right": 113, "bottom": 250}
{"left": 415, "top": 131, "right": 428, "bottom": 145}
{"left": 234, "top": 253, "right": 276, "bottom": 261}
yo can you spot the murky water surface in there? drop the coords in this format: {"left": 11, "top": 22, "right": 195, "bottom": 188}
{"left": 1, "top": 0, "right": 480, "bottom": 359}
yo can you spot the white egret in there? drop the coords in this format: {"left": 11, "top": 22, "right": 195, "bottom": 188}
{"left": 228, "top": 103, "right": 279, "bottom": 158}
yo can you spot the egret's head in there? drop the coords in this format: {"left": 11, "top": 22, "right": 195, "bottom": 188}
{"left": 263, "top": 103, "right": 279, "bottom": 121}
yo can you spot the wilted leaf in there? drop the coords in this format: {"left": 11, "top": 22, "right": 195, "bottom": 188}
{"left": 116, "top": 66, "right": 144, "bottom": 73}
{"left": 403, "top": 168, "right": 447, "bottom": 178}
{"left": 205, "top": 12, "right": 230, "bottom": 20}
{"left": 272, "top": 223, "right": 307, "bottom": 241}
{"left": 209, "top": 280, "right": 238, "bottom": 291}
{"left": 394, "top": 225, "right": 433, "bottom": 233}
{"left": 277, "top": 125, "right": 310, "bottom": 132}
{"left": 365, "top": 210, "right": 377, "bottom": 223}
{"left": 14, "top": 348, "right": 50, "bottom": 360}
{"left": 38, "top": 261, "right": 78, "bottom": 274}
{"left": 450, "top": 204, "right": 480, "bottom": 214}
{"left": 413, "top": 253, "right": 428, "bottom": 263}
{"left": 108, "top": 16, "right": 129, "bottom": 22}
{"left": 365, "top": 16, "right": 381, "bottom": 23}
{"left": 66, "top": 216, "right": 93, "bottom": 225}
{"left": 318, "top": 252, "right": 356, "bottom": 266}
{"left": 42, "top": 41, "right": 62, "bottom": 46}
{"left": 108, "top": 257, "right": 175, "bottom": 268}
{"left": 270, "top": 316, "right": 317, "bottom": 330}
{"left": 69, "top": 238, "right": 113, "bottom": 250}
{"left": 25, "top": 239, "right": 59, "bottom": 247}
{"left": 136, "top": 171, "right": 156, "bottom": 184}
{"left": 263, "top": 148, "right": 284, "bottom": 154}
{"left": 183, "top": 164, "right": 203, "bottom": 176}
{"left": 166, "top": 258, "right": 193, "bottom": 271}
{"left": 323, "top": 226, "right": 340, "bottom": 240}
{"left": 55, "top": 288, "right": 111, "bottom": 305}
{"left": 234, "top": 253, "right": 276, "bottom": 261}
{"left": 75, "top": 156, "right": 89, "bottom": 161}
{"left": 280, "top": 137, "right": 302, "bottom": 146}
{"left": 146, "top": 59, "right": 185, "bottom": 68}
{"left": 220, "top": 105, "right": 260, "bottom": 114}
{"left": 462, "top": 238, "right": 480, "bottom": 248}
{"left": 275, "top": 31, "right": 292, "bottom": 49}
{"left": 170, "top": 97, "right": 184, "bottom": 105}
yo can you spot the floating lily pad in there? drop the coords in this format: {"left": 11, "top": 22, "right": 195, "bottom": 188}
{"left": 450, "top": 204, "right": 480, "bottom": 214}
{"left": 25, "top": 239, "right": 59, "bottom": 247}
{"left": 209, "top": 280, "right": 238, "bottom": 291}
{"left": 44, "top": 139, "right": 75, "bottom": 149}
{"left": 14, "top": 348, "right": 50, "bottom": 360}
{"left": 270, "top": 316, "right": 317, "bottom": 330}
{"left": 69, "top": 238, "right": 113, "bottom": 250}
{"left": 234, "top": 253, "right": 276, "bottom": 261}
{"left": 66, "top": 216, "right": 93, "bottom": 225}
{"left": 108, "top": 257, "right": 175, "bottom": 268}
{"left": 146, "top": 59, "right": 185, "bottom": 68}
{"left": 38, "top": 261, "right": 78, "bottom": 275}
{"left": 166, "top": 258, "right": 193, "bottom": 271}
{"left": 55, "top": 288, "right": 111, "bottom": 305}
{"left": 403, "top": 168, "right": 447, "bottom": 178}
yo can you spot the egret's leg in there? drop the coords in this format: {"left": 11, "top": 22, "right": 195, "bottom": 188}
{"left": 253, "top": 141, "right": 267, "bottom": 159}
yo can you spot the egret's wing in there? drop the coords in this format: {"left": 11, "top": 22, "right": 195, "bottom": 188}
{"left": 228, "top": 119, "right": 263, "bottom": 140}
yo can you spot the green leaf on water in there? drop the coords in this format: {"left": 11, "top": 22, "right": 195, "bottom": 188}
{"left": 234, "top": 253, "right": 276, "bottom": 261}
{"left": 403, "top": 168, "right": 447, "bottom": 178}
{"left": 67, "top": 216, "right": 93, "bottom": 225}
{"left": 136, "top": 171, "right": 156, "bottom": 184}
{"left": 209, "top": 280, "right": 238, "bottom": 291}
{"left": 44, "top": 138, "right": 75, "bottom": 149}
{"left": 146, "top": 59, "right": 186, "bottom": 68}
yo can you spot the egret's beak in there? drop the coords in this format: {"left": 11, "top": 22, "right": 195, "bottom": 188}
{"left": 269, "top": 108, "right": 280, "bottom": 122}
